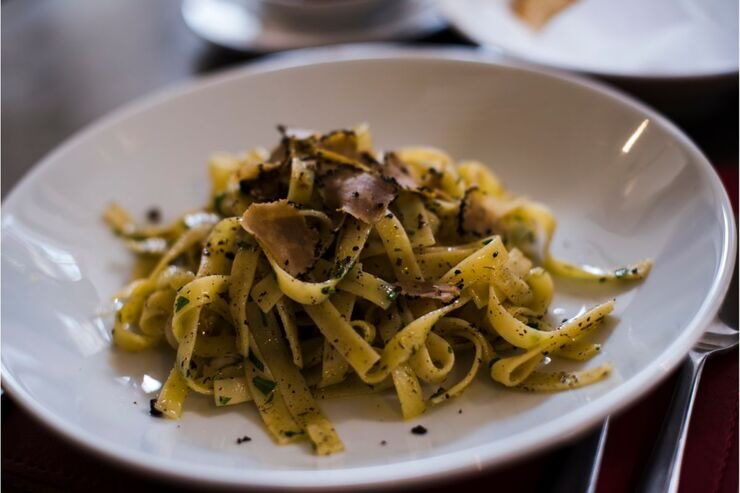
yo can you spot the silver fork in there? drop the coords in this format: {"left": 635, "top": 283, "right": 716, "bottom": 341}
{"left": 552, "top": 262, "right": 737, "bottom": 493}
{"left": 554, "top": 290, "right": 738, "bottom": 493}
{"left": 636, "top": 317, "right": 738, "bottom": 493}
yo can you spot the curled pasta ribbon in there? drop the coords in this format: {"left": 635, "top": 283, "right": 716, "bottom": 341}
{"left": 524, "top": 267, "right": 553, "bottom": 314}
{"left": 429, "top": 317, "right": 495, "bottom": 405}
{"left": 244, "top": 338, "right": 304, "bottom": 445}
{"left": 228, "top": 248, "right": 260, "bottom": 358}
{"left": 396, "top": 146, "right": 465, "bottom": 199}
{"left": 486, "top": 286, "right": 554, "bottom": 349}
{"left": 520, "top": 202, "right": 652, "bottom": 281}
{"left": 375, "top": 211, "right": 424, "bottom": 282}
{"left": 139, "top": 289, "right": 175, "bottom": 336}
{"left": 336, "top": 264, "right": 396, "bottom": 309}
{"left": 104, "top": 204, "right": 219, "bottom": 243}
{"left": 408, "top": 332, "right": 455, "bottom": 385}
{"left": 490, "top": 300, "right": 615, "bottom": 387}
{"left": 154, "top": 367, "right": 190, "bottom": 418}
{"left": 392, "top": 364, "right": 426, "bottom": 419}
{"left": 247, "top": 303, "right": 344, "bottom": 455}
{"left": 172, "top": 275, "right": 230, "bottom": 394}
{"left": 395, "top": 192, "right": 436, "bottom": 248}
{"left": 287, "top": 157, "right": 315, "bottom": 205}
{"left": 197, "top": 218, "right": 242, "bottom": 276}
{"left": 457, "top": 160, "right": 507, "bottom": 197}
{"left": 317, "top": 292, "right": 356, "bottom": 387}
{"left": 440, "top": 236, "right": 507, "bottom": 285}
{"left": 556, "top": 340, "right": 603, "bottom": 361}
{"left": 305, "top": 296, "right": 470, "bottom": 386}
{"left": 113, "top": 225, "right": 213, "bottom": 352}
{"left": 213, "top": 376, "right": 252, "bottom": 407}
{"left": 113, "top": 280, "right": 160, "bottom": 351}
{"left": 517, "top": 365, "right": 613, "bottom": 392}
{"left": 417, "top": 246, "right": 478, "bottom": 279}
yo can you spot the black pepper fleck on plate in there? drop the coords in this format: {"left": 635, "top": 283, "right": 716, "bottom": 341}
{"left": 236, "top": 436, "right": 252, "bottom": 444}
{"left": 380, "top": 440, "right": 387, "bottom": 446}
{"left": 411, "top": 425, "right": 427, "bottom": 435}
{"left": 149, "top": 399, "right": 163, "bottom": 417}
{"left": 146, "top": 207, "right": 161, "bottom": 223}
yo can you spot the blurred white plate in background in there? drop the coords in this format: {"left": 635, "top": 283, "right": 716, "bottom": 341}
{"left": 440, "top": 0, "right": 738, "bottom": 79}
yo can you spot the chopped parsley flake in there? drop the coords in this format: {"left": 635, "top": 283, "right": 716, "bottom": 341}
{"left": 248, "top": 351, "right": 265, "bottom": 372}
{"left": 213, "top": 193, "right": 226, "bottom": 213}
{"left": 174, "top": 296, "right": 190, "bottom": 312}
{"left": 386, "top": 287, "right": 400, "bottom": 301}
{"left": 253, "top": 376, "right": 276, "bottom": 396}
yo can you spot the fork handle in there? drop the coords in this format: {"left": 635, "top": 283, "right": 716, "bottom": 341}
{"left": 637, "top": 353, "right": 706, "bottom": 493}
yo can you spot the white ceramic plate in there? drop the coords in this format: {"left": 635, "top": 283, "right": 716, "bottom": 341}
{"left": 440, "top": 0, "right": 739, "bottom": 79}
{"left": 1, "top": 46, "right": 735, "bottom": 490}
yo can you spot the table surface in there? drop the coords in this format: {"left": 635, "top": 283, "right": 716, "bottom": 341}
{"left": 2, "top": 1, "right": 737, "bottom": 492}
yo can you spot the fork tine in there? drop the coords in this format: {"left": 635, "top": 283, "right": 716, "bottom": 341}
{"left": 704, "top": 318, "right": 739, "bottom": 337}
{"left": 707, "top": 323, "right": 738, "bottom": 336}
{"left": 697, "top": 321, "right": 738, "bottom": 354}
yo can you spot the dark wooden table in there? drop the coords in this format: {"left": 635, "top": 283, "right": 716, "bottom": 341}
{"left": 2, "top": 1, "right": 737, "bottom": 492}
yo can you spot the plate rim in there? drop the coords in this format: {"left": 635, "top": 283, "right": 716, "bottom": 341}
{"left": 439, "top": 0, "right": 740, "bottom": 80}
{"left": 1, "top": 44, "right": 736, "bottom": 490}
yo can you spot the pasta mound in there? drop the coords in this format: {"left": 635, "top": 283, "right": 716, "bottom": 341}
{"left": 106, "top": 125, "right": 650, "bottom": 455}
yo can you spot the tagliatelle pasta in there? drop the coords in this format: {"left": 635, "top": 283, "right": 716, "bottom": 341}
{"left": 106, "top": 125, "right": 651, "bottom": 455}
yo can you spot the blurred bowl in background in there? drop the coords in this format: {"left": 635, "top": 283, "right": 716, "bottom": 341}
{"left": 261, "top": 0, "right": 402, "bottom": 31}
{"left": 181, "top": 0, "right": 445, "bottom": 52}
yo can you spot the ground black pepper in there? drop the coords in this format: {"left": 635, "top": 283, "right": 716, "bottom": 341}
{"left": 149, "top": 399, "right": 163, "bottom": 417}
{"left": 411, "top": 425, "right": 427, "bottom": 435}
{"left": 146, "top": 207, "right": 161, "bottom": 223}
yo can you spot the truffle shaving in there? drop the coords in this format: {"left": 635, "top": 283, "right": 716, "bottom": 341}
{"left": 395, "top": 281, "right": 460, "bottom": 303}
{"left": 319, "top": 168, "right": 398, "bottom": 224}
{"left": 382, "top": 152, "right": 419, "bottom": 190}
{"left": 241, "top": 200, "right": 319, "bottom": 276}
{"left": 237, "top": 161, "right": 290, "bottom": 202}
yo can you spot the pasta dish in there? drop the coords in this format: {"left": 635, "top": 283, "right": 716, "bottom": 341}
{"left": 105, "top": 125, "right": 650, "bottom": 455}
